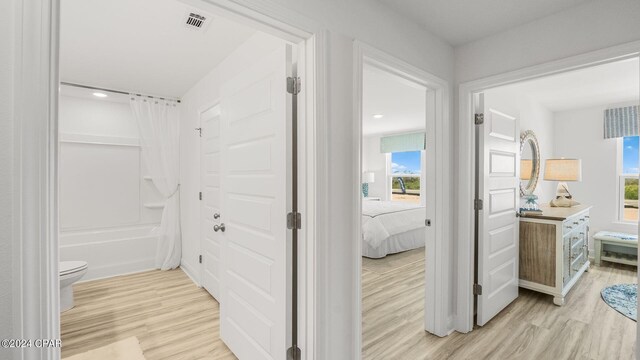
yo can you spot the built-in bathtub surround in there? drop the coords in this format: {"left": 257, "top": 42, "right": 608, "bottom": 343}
{"left": 58, "top": 91, "right": 164, "bottom": 280}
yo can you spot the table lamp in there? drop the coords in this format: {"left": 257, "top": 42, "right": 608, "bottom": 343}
{"left": 362, "top": 171, "right": 375, "bottom": 198}
{"left": 543, "top": 158, "right": 582, "bottom": 207}
{"left": 520, "top": 159, "right": 533, "bottom": 180}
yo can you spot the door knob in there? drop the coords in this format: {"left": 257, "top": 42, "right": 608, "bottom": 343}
{"left": 213, "top": 213, "right": 220, "bottom": 219}
{"left": 214, "top": 223, "right": 225, "bottom": 232}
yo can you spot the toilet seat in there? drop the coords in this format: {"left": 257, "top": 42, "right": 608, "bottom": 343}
{"left": 60, "top": 261, "right": 88, "bottom": 276}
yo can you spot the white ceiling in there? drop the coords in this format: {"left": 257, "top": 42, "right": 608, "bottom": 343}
{"left": 60, "top": 0, "right": 256, "bottom": 98}
{"left": 491, "top": 57, "right": 639, "bottom": 112}
{"left": 362, "top": 66, "right": 426, "bottom": 137}
{"left": 376, "top": 0, "right": 592, "bottom": 46}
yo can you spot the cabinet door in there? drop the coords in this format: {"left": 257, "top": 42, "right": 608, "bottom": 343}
{"left": 582, "top": 224, "right": 590, "bottom": 262}
{"left": 570, "top": 231, "right": 586, "bottom": 276}
{"left": 563, "top": 233, "right": 571, "bottom": 287}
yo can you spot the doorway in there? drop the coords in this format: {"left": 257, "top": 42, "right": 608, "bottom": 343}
{"left": 50, "top": 0, "right": 318, "bottom": 359}
{"left": 353, "top": 42, "right": 451, "bottom": 357}
{"left": 460, "top": 47, "right": 639, "bottom": 352}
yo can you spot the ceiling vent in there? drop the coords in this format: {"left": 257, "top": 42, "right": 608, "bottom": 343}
{"left": 184, "top": 12, "right": 207, "bottom": 30}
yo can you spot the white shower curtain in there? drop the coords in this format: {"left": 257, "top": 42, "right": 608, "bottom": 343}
{"left": 130, "top": 97, "right": 181, "bottom": 270}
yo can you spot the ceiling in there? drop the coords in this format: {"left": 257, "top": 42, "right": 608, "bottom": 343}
{"left": 376, "top": 0, "right": 592, "bottom": 46}
{"left": 60, "top": 0, "right": 256, "bottom": 98}
{"left": 362, "top": 66, "right": 426, "bottom": 136}
{"left": 490, "top": 57, "right": 639, "bottom": 112}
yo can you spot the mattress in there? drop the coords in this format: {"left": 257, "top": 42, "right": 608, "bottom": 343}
{"left": 362, "top": 201, "right": 426, "bottom": 258}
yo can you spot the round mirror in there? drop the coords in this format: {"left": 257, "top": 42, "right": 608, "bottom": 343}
{"left": 520, "top": 130, "right": 540, "bottom": 196}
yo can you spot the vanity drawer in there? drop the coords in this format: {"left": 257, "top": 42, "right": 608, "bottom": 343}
{"left": 563, "top": 219, "right": 579, "bottom": 235}
{"left": 562, "top": 211, "right": 590, "bottom": 235}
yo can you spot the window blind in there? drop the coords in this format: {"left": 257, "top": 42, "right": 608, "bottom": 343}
{"left": 604, "top": 105, "right": 639, "bottom": 139}
{"left": 380, "top": 132, "right": 426, "bottom": 153}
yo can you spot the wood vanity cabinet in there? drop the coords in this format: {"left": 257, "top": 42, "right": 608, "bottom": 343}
{"left": 519, "top": 205, "right": 591, "bottom": 306}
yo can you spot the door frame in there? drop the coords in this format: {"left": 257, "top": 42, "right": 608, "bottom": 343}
{"left": 16, "top": 0, "right": 326, "bottom": 359}
{"left": 456, "top": 40, "right": 640, "bottom": 333}
{"left": 353, "top": 40, "right": 452, "bottom": 348}
{"left": 198, "top": 101, "right": 220, "bottom": 296}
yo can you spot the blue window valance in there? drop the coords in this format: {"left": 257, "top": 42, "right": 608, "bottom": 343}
{"left": 380, "top": 132, "right": 426, "bottom": 153}
{"left": 604, "top": 105, "right": 639, "bottom": 139}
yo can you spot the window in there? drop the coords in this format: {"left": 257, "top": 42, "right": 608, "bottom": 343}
{"left": 389, "top": 151, "right": 422, "bottom": 204}
{"left": 620, "top": 136, "right": 639, "bottom": 222}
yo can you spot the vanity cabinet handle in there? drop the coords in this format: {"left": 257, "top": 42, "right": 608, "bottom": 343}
{"left": 573, "top": 221, "right": 579, "bottom": 225}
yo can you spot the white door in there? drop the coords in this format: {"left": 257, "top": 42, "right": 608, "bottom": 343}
{"left": 219, "top": 44, "right": 292, "bottom": 359}
{"left": 476, "top": 93, "right": 520, "bottom": 326}
{"left": 200, "top": 105, "right": 221, "bottom": 300}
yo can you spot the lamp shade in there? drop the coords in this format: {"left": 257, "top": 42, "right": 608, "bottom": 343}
{"left": 543, "top": 158, "right": 582, "bottom": 182}
{"left": 520, "top": 160, "right": 533, "bottom": 180}
{"left": 363, "top": 171, "right": 375, "bottom": 184}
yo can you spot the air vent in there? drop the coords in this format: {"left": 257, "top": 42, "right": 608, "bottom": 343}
{"left": 185, "top": 12, "right": 207, "bottom": 30}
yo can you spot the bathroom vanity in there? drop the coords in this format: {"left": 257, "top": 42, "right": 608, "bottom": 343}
{"left": 519, "top": 204, "right": 591, "bottom": 306}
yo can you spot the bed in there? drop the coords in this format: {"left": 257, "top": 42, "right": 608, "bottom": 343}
{"left": 362, "top": 200, "right": 426, "bottom": 258}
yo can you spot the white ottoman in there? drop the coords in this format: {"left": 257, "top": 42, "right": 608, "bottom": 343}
{"left": 594, "top": 231, "right": 638, "bottom": 266}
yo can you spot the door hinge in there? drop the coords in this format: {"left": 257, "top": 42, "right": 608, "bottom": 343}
{"left": 474, "top": 113, "right": 484, "bottom": 125}
{"left": 287, "top": 346, "right": 301, "bottom": 360}
{"left": 474, "top": 199, "right": 483, "bottom": 210}
{"left": 473, "top": 283, "right": 483, "bottom": 295}
{"left": 287, "top": 77, "right": 301, "bottom": 95}
{"left": 199, "top": 192, "right": 202, "bottom": 201}
{"left": 195, "top": 127, "right": 202, "bottom": 137}
{"left": 287, "top": 212, "right": 302, "bottom": 230}
{"left": 199, "top": 255, "right": 202, "bottom": 264}
{"left": 425, "top": 219, "right": 432, "bottom": 227}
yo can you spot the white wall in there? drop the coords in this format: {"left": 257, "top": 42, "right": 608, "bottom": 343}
{"left": 455, "top": 0, "right": 640, "bottom": 83}
{"left": 272, "top": 0, "right": 453, "bottom": 82}
{"left": 58, "top": 94, "right": 163, "bottom": 281}
{"left": 0, "top": 0, "right": 14, "bottom": 349}
{"left": 484, "top": 87, "right": 556, "bottom": 202}
{"left": 6, "top": 0, "right": 458, "bottom": 357}
{"left": 554, "top": 104, "right": 639, "bottom": 249}
{"left": 179, "top": 32, "right": 285, "bottom": 284}
{"left": 362, "top": 135, "right": 388, "bottom": 200}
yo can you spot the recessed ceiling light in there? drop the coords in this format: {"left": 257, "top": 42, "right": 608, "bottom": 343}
{"left": 373, "top": 114, "right": 384, "bottom": 119}
{"left": 92, "top": 92, "right": 108, "bottom": 98}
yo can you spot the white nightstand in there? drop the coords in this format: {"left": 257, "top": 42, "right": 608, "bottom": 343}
{"left": 363, "top": 197, "right": 381, "bottom": 201}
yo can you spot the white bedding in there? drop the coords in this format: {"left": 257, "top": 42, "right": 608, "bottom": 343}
{"left": 362, "top": 201, "right": 425, "bottom": 258}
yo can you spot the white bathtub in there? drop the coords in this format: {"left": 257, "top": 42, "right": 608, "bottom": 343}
{"left": 59, "top": 224, "right": 159, "bottom": 281}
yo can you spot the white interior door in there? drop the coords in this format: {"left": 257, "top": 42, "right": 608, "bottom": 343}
{"left": 219, "top": 44, "right": 292, "bottom": 359}
{"left": 476, "top": 93, "right": 520, "bottom": 326}
{"left": 200, "top": 105, "right": 221, "bottom": 300}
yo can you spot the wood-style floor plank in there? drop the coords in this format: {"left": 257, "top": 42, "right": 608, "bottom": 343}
{"left": 362, "top": 248, "right": 637, "bottom": 360}
{"left": 61, "top": 251, "right": 636, "bottom": 360}
{"left": 61, "top": 269, "right": 236, "bottom": 360}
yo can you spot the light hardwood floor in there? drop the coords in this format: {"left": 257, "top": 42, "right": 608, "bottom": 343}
{"left": 61, "top": 252, "right": 636, "bottom": 360}
{"left": 363, "top": 248, "right": 637, "bottom": 360}
{"left": 60, "top": 269, "right": 236, "bottom": 360}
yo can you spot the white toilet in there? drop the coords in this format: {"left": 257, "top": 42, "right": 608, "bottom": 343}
{"left": 60, "top": 261, "right": 88, "bottom": 312}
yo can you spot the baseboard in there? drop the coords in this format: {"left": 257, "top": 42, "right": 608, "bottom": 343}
{"left": 181, "top": 260, "right": 201, "bottom": 287}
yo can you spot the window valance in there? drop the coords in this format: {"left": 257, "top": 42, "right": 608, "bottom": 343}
{"left": 604, "top": 105, "right": 639, "bottom": 139}
{"left": 380, "top": 132, "right": 426, "bottom": 153}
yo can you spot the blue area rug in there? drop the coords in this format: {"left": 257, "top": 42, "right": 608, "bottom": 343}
{"left": 601, "top": 284, "right": 637, "bottom": 321}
